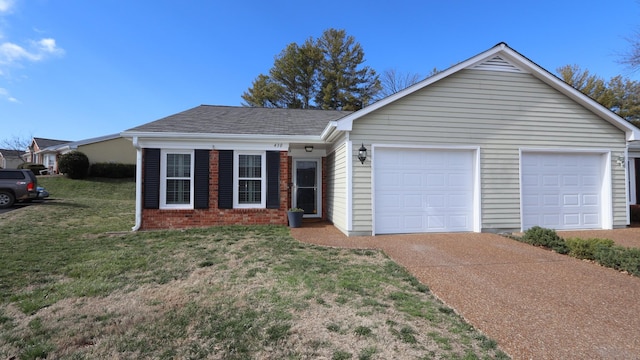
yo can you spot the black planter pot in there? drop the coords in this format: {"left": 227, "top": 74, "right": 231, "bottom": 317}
{"left": 287, "top": 211, "right": 304, "bottom": 228}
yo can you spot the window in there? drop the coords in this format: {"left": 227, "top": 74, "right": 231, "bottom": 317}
{"left": 234, "top": 152, "right": 266, "bottom": 208}
{"left": 160, "top": 150, "right": 194, "bottom": 209}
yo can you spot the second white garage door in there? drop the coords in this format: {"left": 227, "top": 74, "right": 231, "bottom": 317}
{"left": 374, "top": 148, "right": 475, "bottom": 234}
{"left": 521, "top": 152, "right": 605, "bottom": 231}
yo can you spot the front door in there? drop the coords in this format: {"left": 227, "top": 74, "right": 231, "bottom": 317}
{"left": 293, "top": 159, "right": 321, "bottom": 217}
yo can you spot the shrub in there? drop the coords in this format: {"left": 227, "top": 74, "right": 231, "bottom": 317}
{"left": 58, "top": 151, "right": 90, "bottom": 179}
{"left": 565, "top": 237, "right": 615, "bottom": 260}
{"left": 89, "top": 163, "right": 135, "bottom": 178}
{"left": 595, "top": 246, "right": 640, "bottom": 276}
{"left": 521, "top": 226, "right": 569, "bottom": 254}
{"left": 18, "top": 162, "right": 47, "bottom": 175}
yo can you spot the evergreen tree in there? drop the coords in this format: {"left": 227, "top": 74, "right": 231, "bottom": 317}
{"left": 558, "top": 64, "right": 640, "bottom": 126}
{"left": 242, "top": 28, "right": 380, "bottom": 110}
{"left": 315, "top": 29, "right": 380, "bottom": 110}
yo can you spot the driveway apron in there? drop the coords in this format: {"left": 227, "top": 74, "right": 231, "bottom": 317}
{"left": 291, "top": 222, "right": 640, "bottom": 360}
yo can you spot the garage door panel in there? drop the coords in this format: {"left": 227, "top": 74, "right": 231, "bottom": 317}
{"left": 583, "top": 194, "right": 598, "bottom": 205}
{"left": 563, "top": 175, "right": 578, "bottom": 186}
{"left": 375, "top": 148, "right": 474, "bottom": 234}
{"left": 427, "top": 215, "right": 445, "bottom": 230}
{"left": 522, "top": 152, "right": 603, "bottom": 230}
{"left": 564, "top": 214, "right": 580, "bottom": 225}
{"left": 543, "top": 175, "right": 559, "bottom": 186}
{"left": 584, "top": 213, "right": 600, "bottom": 225}
{"left": 404, "top": 195, "right": 423, "bottom": 209}
{"left": 404, "top": 173, "right": 422, "bottom": 186}
{"left": 426, "top": 194, "right": 445, "bottom": 208}
{"left": 583, "top": 176, "right": 598, "bottom": 186}
{"left": 427, "top": 174, "right": 445, "bottom": 186}
{"left": 449, "top": 194, "right": 469, "bottom": 207}
{"left": 563, "top": 195, "right": 579, "bottom": 206}
{"left": 543, "top": 195, "right": 559, "bottom": 206}
{"left": 404, "top": 215, "right": 423, "bottom": 230}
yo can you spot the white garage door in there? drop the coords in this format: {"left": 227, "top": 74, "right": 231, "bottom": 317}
{"left": 374, "top": 148, "right": 474, "bottom": 234}
{"left": 521, "top": 152, "right": 603, "bottom": 231}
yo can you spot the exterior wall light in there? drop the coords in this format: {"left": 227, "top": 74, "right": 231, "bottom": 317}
{"left": 305, "top": 145, "right": 313, "bottom": 152}
{"left": 358, "top": 144, "right": 367, "bottom": 164}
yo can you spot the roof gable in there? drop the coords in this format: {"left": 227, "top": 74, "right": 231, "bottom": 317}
{"left": 325, "top": 42, "right": 640, "bottom": 142}
{"left": 32, "top": 137, "right": 72, "bottom": 150}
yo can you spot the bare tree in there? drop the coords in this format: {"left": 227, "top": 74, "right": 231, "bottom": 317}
{"left": 1, "top": 135, "right": 31, "bottom": 163}
{"left": 378, "top": 68, "right": 423, "bottom": 99}
{"left": 376, "top": 67, "right": 443, "bottom": 100}
{"left": 620, "top": 29, "right": 640, "bottom": 72}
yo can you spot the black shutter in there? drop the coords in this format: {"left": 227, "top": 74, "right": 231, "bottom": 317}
{"left": 143, "top": 148, "right": 160, "bottom": 209}
{"left": 218, "top": 150, "right": 233, "bottom": 209}
{"left": 266, "top": 151, "right": 280, "bottom": 209}
{"left": 194, "top": 149, "right": 209, "bottom": 209}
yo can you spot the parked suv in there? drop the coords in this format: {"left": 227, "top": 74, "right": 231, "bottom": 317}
{"left": 0, "top": 169, "right": 38, "bottom": 209}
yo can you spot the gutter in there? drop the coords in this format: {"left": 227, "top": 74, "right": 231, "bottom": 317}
{"left": 131, "top": 136, "right": 143, "bottom": 231}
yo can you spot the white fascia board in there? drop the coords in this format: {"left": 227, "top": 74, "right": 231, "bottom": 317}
{"left": 320, "top": 121, "right": 338, "bottom": 140}
{"left": 125, "top": 131, "right": 326, "bottom": 151}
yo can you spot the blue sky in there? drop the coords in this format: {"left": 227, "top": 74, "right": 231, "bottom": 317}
{"left": 1, "top": 0, "right": 639, "bottom": 143}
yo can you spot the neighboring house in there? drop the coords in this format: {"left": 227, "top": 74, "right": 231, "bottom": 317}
{"left": 0, "top": 149, "right": 24, "bottom": 169}
{"left": 30, "top": 134, "right": 136, "bottom": 173}
{"left": 51, "top": 134, "right": 136, "bottom": 165}
{"left": 122, "top": 43, "right": 640, "bottom": 235}
{"left": 26, "top": 138, "right": 71, "bottom": 171}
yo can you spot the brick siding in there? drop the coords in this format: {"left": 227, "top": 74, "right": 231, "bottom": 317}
{"left": 141, "top": 150, "right": 294, "bottom": 230}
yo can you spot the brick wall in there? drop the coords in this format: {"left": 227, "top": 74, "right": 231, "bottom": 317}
{"left": 141, "top": 150, "right": 291, "bottom": 230}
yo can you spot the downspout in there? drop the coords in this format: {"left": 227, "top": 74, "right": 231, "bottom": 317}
{"left": 131, "top": 136, "right": 143, "bottom": 231}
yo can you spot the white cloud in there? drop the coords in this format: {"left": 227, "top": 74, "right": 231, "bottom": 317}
{"left": 36, "top": 38, "right": 64, "bottom": 56}
{"left": 0, "top": 87, "right": 18, "bottom": 102}
{"left": 1, "top": 42, "right": 40, "bottom": 62}
{"left": 0, "top": 1, "right": 62, "bottom": 103}
{"left": 0, "top": 38, "right": 64, "bottom": 68}
{"left": 0, "top": 0, "right": 15, "bottom": 14}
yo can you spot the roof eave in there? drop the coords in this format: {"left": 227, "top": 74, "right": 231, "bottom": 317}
{"left": 120, "top": 131, "right": 325, "bottom": 144}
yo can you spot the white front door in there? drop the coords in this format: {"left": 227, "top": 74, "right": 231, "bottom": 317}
{"left": 374, "top": 148, "right": 475, "bottom": 234}
{"left": 521, "top": 152, "right": 605, "bottom": 231}
{"left": 293, "top": 159, "right": 321, "bottom": 217}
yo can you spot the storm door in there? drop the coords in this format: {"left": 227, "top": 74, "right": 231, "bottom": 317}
{"left": 293, "top": 159, "right": 321, "bottom": 217}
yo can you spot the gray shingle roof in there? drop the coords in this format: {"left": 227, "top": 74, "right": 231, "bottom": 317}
{"left": 34, "top": 138, "right": 71, "bottom": 149}
{"left": 126, "top": 105, "right": 352, "bottom": 136}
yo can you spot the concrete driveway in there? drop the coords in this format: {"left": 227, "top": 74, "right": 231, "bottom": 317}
{"left": 291, "top": 223, "right": 640, "bottom": 360}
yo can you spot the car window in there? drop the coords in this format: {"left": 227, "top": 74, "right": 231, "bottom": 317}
{"left": 0, "top": 171, "right": 26, "bottom": 179}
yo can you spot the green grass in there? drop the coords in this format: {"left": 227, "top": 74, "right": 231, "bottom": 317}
{"left": 0, "top": 176, "right": 509, "bottom": 359}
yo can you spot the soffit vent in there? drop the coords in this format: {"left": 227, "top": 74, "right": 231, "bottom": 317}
{"left": 471, "top": 55, "right": 526, "bottom": 73}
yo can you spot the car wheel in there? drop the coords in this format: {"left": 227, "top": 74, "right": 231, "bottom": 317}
{"left": 0, "top": 190, "right": 15, "bottom": 209}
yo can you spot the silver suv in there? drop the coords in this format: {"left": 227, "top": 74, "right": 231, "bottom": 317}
{"left": 0, "top": 169, "right": 39, "bottom": 209}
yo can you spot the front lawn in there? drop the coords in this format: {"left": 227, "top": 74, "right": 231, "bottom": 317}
{"left": 0, "top": 176, "right": 508, "bottom": 359}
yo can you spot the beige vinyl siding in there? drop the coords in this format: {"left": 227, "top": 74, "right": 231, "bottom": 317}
{"left": 326, "top": 140, "right": 348, "bottom": 234}
{"left": 349, "top": 69, "right": 627, "bottom": 233}
{"left": 77, "top": 137, "right": 136, "bottom": 164}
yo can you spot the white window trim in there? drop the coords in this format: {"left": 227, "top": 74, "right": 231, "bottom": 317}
{"left": 160, "top": 149, "right": 194, "bottom": 209}
{"left": 233, "top": 151, "right": 266, "bottom": 208}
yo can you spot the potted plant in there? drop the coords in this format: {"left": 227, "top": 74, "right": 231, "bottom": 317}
{"left": 287, "top": 208, "right": 304, "bottom": 228}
